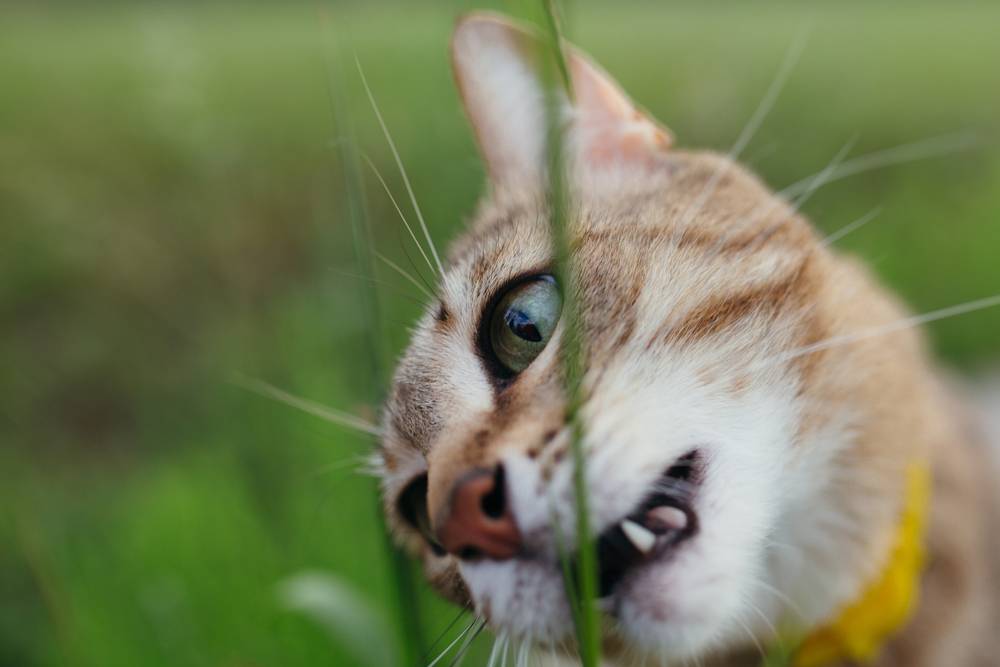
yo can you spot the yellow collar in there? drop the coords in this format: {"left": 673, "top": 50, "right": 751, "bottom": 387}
{"left": 766, "top": 464, "right": 930, "bottom": 667}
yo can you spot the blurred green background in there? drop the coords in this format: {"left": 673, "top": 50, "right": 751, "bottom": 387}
{"left": 2, "top": 1, "right": 998, "bottom": 665}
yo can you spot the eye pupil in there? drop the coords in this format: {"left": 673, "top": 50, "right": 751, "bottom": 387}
{"left": 504, "top": 309, "right": 542, "bottom": 342}
{"left": 485, "top": 275, "right": 562, "bottom": 376}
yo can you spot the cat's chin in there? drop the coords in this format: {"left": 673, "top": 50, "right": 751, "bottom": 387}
{"left": 605, "top": 544, "right": 749, "bottom": 661}
{"left": 459, "top": 543, "right": 749, "bottom": 664}
{"left": 458, "top": 558, "right": 576, "bottom": 642}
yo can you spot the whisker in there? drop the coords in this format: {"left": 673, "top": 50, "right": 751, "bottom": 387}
{"left": 424, "top": 607, "right": 472, "bottom": 662}
{"left": 487, "top": 632, "right": 507, "bottom": 667}
{"left": 710, "top": 131, "right": 975, "bottom": 258}
{"left": 310, "top": 455, "right": 371, "bottom": 479}
{"left": 820, "top": 207, "right": 882, "bottom": 246}
{"left": 709, "top": 136, "right": 855, "bottom": 254}
{"left": 362, "top": 152, "right": 438, "bottom": 281}
{"left": 772, "top": 293, "right": 1000, "bottom": 364}
{"left": 742, "top": 598, "right": 779, "bottom": 640}
{"left": 733, "top": 615, "right": 767, "bottom": 661}
{"left": 779, "top": 131, "right": 977, "bottom": 201}
{"left": 398, "top": 231, "right": 436, "bottom": 294}
{"left": 674, "top": 27, "right": 809, "bottom": 237}
{"left": 750, "top": 576, "right": 808, "bottom": 626}
{"left": 375, "top": 251, "right": 435, "bottom": 300}
{"left": 230, "top": 375, "right": 381, "bottom": 437}
{"left": 516, "top": 640, "right": 529, "bottom": 667}
{"left": 427, "top": 616, "right": 480, "bottom": 667}
{"left": 448, "top": 617, "right": 487, "bottom": 667}
{"left": 356, "top": 58, "right": 445, "bottom": 275}
{"left": 332, "top": 268, "right": 428, "bottom": 305}
{"left": 790, "top": 136, "right": 857, "bottom": 211}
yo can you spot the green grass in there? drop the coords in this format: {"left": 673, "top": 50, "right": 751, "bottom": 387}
{"left": 536, "top": 2, "right": 603, "bottom": 663}
{"left": 1, "top": 2, "right": 999, "bottom": 666}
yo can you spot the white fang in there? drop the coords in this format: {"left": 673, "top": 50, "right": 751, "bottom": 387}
{"left": 621, "top": 519, "right": 657, "bottom": 554}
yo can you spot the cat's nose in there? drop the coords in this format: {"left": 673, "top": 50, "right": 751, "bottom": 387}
{"left": 436, "top": 464, "right": 521, "bottom": 560}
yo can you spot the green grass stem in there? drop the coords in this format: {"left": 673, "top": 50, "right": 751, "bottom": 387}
{"left": 538, "top": 2, "right": 602, "bottom": 665}
{"left": 320, "top": 16, "right": 425, "bottom": 665}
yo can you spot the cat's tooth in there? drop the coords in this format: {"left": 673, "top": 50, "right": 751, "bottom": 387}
{"left": 646, "top": 505, "right": 688, "bottom": 533}
{"left": 620, "top": 519, "right": 657, "bottom": 554}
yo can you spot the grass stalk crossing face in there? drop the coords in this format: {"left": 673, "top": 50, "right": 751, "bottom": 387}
{"left": 538, "top": 1, "right": 603, "bottom": 664}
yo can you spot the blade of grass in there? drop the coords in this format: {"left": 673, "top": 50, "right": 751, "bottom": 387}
{"left": 318, "top": 10, "right": 425, "bottom": 665}
{"left": 279, "top": 572, "right": 400, "bottom": 667}
{"left": 538, "top": 2, "right": 602, "bottom": 665}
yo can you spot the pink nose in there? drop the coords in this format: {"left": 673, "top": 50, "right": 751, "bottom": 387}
{"left": 436, "top": 465, "right": 522, "bottom": 560}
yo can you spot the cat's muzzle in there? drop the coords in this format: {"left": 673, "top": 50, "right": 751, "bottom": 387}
{"left": 583, "top": 451, "right": 701, "bottom": 599}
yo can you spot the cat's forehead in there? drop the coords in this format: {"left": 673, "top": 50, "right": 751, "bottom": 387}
{"left": 442, "top": 201, "right": 551, "bottom": 309}
{"left": 439, "top": 150, "right": 793, "bottom": 303}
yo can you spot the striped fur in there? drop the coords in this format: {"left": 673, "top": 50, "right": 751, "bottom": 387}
{"left": 377, "top": 14, "right": 1000, "bottom": 666}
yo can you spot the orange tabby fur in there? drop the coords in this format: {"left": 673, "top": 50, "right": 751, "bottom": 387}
{"left": 378, "top": 13, "right": 1000, "bottom": 665}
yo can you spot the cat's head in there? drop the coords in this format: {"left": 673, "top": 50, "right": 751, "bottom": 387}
{"left": 377, "top": 13, "right": 915, "bottom": 663}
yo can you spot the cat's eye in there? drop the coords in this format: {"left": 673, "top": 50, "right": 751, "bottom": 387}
{"left": 397, "top": 473, "right": 445, "bottom": 556}
{"left": 488, "top": 275, "right": 562, "bottom": 375}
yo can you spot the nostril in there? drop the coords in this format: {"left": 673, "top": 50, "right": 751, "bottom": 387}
{"left": 480, "top": 464, "right": 506, "bottom": 519}
{"left": 437, "top": 464, "right": 522, "bottom": 561}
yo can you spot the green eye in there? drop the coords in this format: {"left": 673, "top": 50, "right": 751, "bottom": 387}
{"left": 489, "top": 276, "right": 562, "bottom": 374}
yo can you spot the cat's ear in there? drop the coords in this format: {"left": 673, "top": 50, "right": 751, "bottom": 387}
{"left": 566, "top": 48, "right": 674, "bottom": 169}
{"left": 451, "top": 13, "right": 673, "bottom": 191}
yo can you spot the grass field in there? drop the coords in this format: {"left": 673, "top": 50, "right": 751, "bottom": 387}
{"left": 2, "top": 2, "right": 999, "bottom": 665}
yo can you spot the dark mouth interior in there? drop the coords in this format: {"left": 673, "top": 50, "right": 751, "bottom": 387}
{"left": 589, "top": 451, "right": 701, "bottom": 598}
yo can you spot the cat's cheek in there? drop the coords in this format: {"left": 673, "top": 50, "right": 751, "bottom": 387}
{"left": 611, "top": 545, "right": 746, "bottom": 658}
{"left": 424, "top": 556, "right": 471, "bottom": 608}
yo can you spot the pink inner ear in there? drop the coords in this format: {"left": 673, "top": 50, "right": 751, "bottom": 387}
{"left": 569, "top": 53, "right": 673, "bottom": 168}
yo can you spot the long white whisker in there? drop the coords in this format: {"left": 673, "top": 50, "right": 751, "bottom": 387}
{"left": 709, "top": 136, "right": 855, "bottom": 254}
{"left": 711, "top": 131, "right": 974, "bottom": 258}
{"left": 376, "top": 250, "right": 434, "bottom": 300}
{"left": 357, "top": 58, "right": 445, "bottom": 275}
{"left": 331, "top": 268, "right": 427, "bottom": 306}
{"left": 424, "top": 606, "right": 474, "bottom": 663}
{"left": 311, "top": 455, "right": 371, "bottom": 478}
{"left": 427, "top": 616, "right": 479, "bottom": 667}
{"left": 516, "top": 640, "right": 529, "bottom": 667}
{"left": 821, "top": 206, "right": 882, "bottom": 246}
{"left": 674, "top": 28, "right": 809, "bottom": 235}
{"left": 743, "top": 598, "right": 779, "bottom": 641}
{"left": 448, "top": 617, "right": 487, "bottom": 667}
{"left": 779, "top": 131, "right": 977, "bottom": 201}
{"left": 751, "top": 576, "right": 808, "bottom": 626}
{"left": 772, "top": 293, "right": 1000, "bottom": 364}
{"left": 231, "top": 375, "right": 381, "bottom": 437}
{"left": 487, "top": 632, "right": 507, "bottom": 667}
{"left": 362, "top": 152, "right": 438, "bottom": 281}
{"left": 733, "top": 614, "right": 767, "bottom": 661}
{"left": 791, "top": 136, "right": 857, "bottom": 211}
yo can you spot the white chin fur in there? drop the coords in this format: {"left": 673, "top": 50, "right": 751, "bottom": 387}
{"left": 611, "top": 541, "right": 755, "bottom": 660}
{"left": 460, "top": 558, "right": 575, "bottom": 643}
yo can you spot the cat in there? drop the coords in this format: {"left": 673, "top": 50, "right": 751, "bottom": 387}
{"left": 376, "top": 12, "right": 1000, "bottom": 666}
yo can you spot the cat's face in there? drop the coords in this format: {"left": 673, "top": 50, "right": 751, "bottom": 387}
{"left": 378, "top": 13, "right": 902, "bottom": 663}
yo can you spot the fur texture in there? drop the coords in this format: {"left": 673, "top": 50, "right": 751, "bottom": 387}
{"left": 377, "top": 13, "right": 1000, "bottom": 666}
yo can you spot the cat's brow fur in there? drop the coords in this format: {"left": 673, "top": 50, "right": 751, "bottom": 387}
{"left": 377, "top": 13, "right": 1000, "bottom": 666}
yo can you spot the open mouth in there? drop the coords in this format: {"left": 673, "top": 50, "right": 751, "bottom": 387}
{"left": 590, "top": 451, "right": 701, "bottom": 598}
